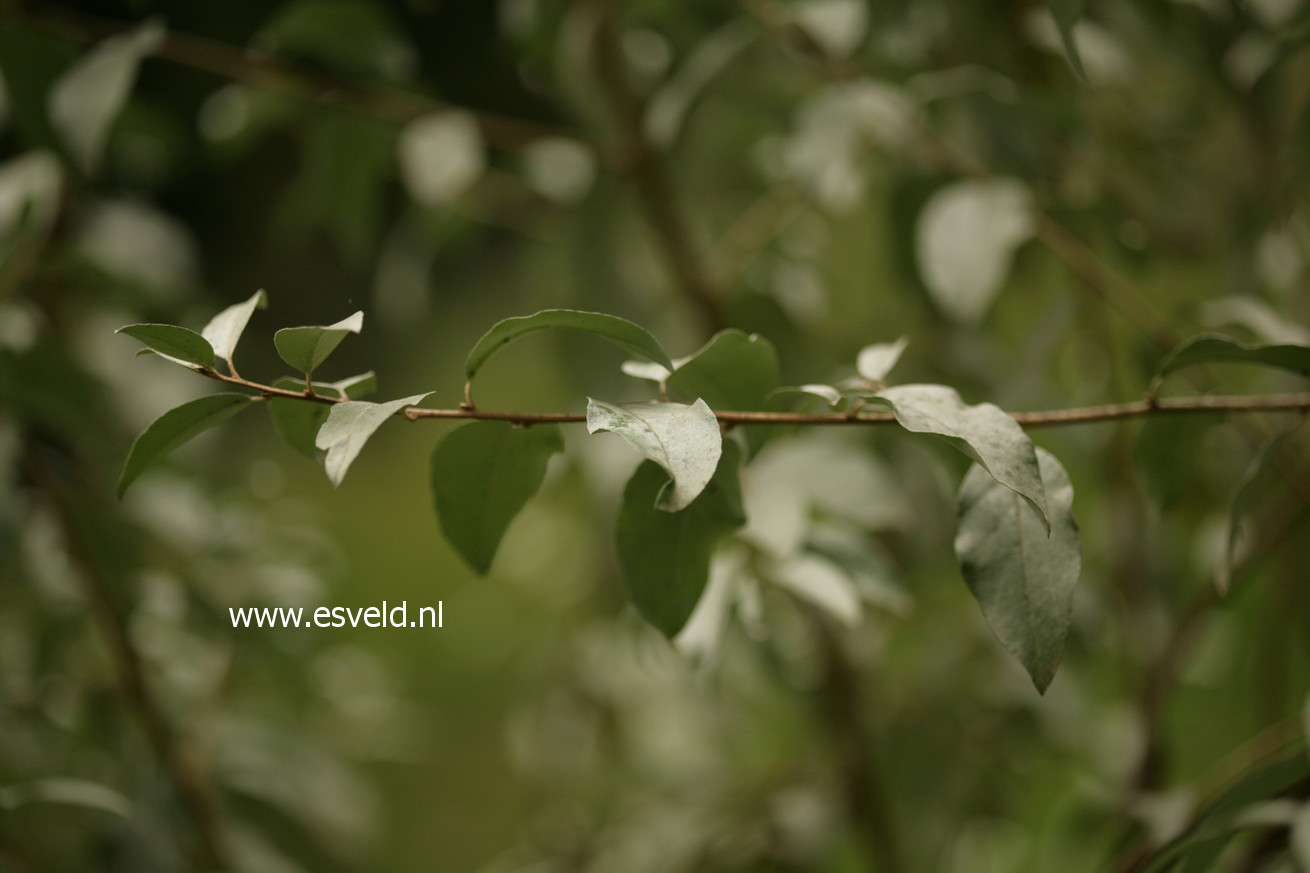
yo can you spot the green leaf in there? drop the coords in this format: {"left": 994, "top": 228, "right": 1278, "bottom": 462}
{"left": 315, "top": 393, "right": 430, "bottom": 486}
{"left": 430, "top": 421, "right": 564, "bottom": 574}
{"left": 955, "top": 447, "right": 1080, "bottom": 693}
{"left": 464, "top": 309, "right": 673, "bottom": 381}
{"left": 273, "top": 311, "right": 363, "bottom": 377}
{"left": 856, "top": 337, "right": 908, "bottom": 383}
{"left": 586, "top": 398, "right": 722, "bottom": 511}
{"left": 116, "top": 324, "right": 216, "bottom": 369}
{"left": 877, "top": 384, "right": 1050, "bottom": 530}
{"left": 0, "top": 778, "right": 131, "bottom": 818}
{"left": 666, "top": 329, "right": 781, "bottom": 411}
{"left": 616, "top": 441, "right": 745, "bottom": 637}
{"left": 1220, "top": 431, "right": 1293, "bottom": 595}
{"left": 1049, "top": 0, "right": 1089, "bottom": 84}
{"left": 118, "top": 393, "right": 254, "bottom": 498}
{"left": 201, "top": 289, "right": 267, "bottom": 367}
{"left": 1155, "top": 333, "right": 1310, "bottom": 385}
{"left": 48, "top": 20, "right": 165, "bottom": 172}
{"left": 267, "top": 378, "right": 330, "bottom": 460}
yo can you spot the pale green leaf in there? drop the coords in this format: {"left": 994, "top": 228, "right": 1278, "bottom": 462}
{"left": 273, "top": 310, "right": 363, "bottom": 377}
{"left": 915, "top": 179, "right": 1035, "bottom": 324}
{"left": 48, "top": 20, "right": 165, "bottom": 172}
{"left": 616, "top": 442, "right": 745, "bottom": 637}
{"left": 955, "top": 447, "right": 1080, "bottom": 693}
{"left": 877, "top": 383, "right": 1049, "bottom": 529}
{"left": 430, "top": 421, "right": 564, "bottom": 574}
{"left": 118, "top": 393, "right": 254, "bottom": 498}
{"left": 586, "top": 398, "right": 722, "bottom": 511}
{"left": 856, "top": 336, "right": 908, "bottom": 383}
{"left": 116, "top": 323, "right": 215, "bottom": 369}
{"left": 315, "top": 393, "right": 429, "bottom": 486}
{"left": 201, "top": 289, "right": 267, "bottom": 367}
{"left": 465, "top": 309, "right": 673, "bottom": 381}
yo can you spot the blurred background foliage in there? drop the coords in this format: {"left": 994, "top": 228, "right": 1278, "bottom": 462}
{"left": 1, "top": 0, "right": 1310, "bottom": 871}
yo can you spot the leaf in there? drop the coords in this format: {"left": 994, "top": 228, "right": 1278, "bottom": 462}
{"left": 48, "top": 20, "right": 164, "bottom": 172}
{"left": 586, "top": 398, "right": 722, "bottom": 511}
{"left": 1219, "top": 431, "right": 1292, "bottom": 595}
{"left": 769, "top": 384, "right": 848, "bottom": 409}
{"left": 267, "top": 378, "right": 330, "bottom": 460}
{"left": 666, "top": 329, "right": 781, "bottom": 411}
{"left": 0, "top": 778, "right": 131, "bottom": 818}
{"left": 118, "top": 394, "right": 254, "bottom": 498}
{"left": 616, "top": 441, "right": 745, "bottom": 637}
{"left": 464, "top": 309, "right": 673, "bottom": 381}
{"left": 954, "top": 447, "right": 1080, "bottom": 693}
{"left": 273, "top": 311, "right": 364, "bottom": 377}
{"left": 201, "top": 289, "right": 268, "bottom": 367}
{"left": 877, "top": 384, "right": 1049, "bottom": 529}
{"left": 1155, "top": 333, "right": 1310, "bottom": 385}
{"left": 274, "top": 372, "right": 377, "bottom": 400}
{"left": 771, "top": 553, "right": 863, "bottom": 627}
{"left": 856, "top": 336, "right": 908, "bottom": 383}
{"left": 397, "top": 111, "right": 485, "bottom": 206}
{"left": 430, "top": 421, "right": 564, "bottom": 574}
{"left": 1049, "top": 0, "right": 1090, "bottom": 85}
{"left": 116, "top": 324, "right": 215, "bottom": 369}
{"left": 915, "top": 179, "right": 1035, "bottom": 324}
{"left": 314, "top": 393, "right": 429, "bottom": 486}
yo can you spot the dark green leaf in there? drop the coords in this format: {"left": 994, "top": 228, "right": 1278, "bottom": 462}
{"left": 666, "top": 329, "right": 781, "bottom": 410}
{"left": 616, "top": 441, "right": 745, "bottom": 637}
{"left": 878, "top": 384, "right": 1050, "bottom": 530}
{"left": 118, "top": 393, "right": 254, "bottom": 498}
{"left": 430, "top": 421, "right": 564, "bottom": 574}
{"left": 315, "top": 393, "right": 429, "bottom": 486}
{"left": 464, "top": 309, "right": 673, "bottom": 381}
{"left": 201, "top": 289, "right": 267, "bottom": 367}
{"left": 1156, "top": 333, "right": 1310, "bottom": 384}
{"left": 586, "top": 398, "right": 722, "bottom": 511}
{"left": 117, "top": 323, "right": 215, "bottom": 369}
{"left": 1220, "top": 431, "right": 1293, "bottom": 594}
{"left": 268, "top": 378, "right": 330, "bottom": 460}
{"left": 273, "top": 311, "right": 363, "bottom": 377}
{"left": 955, "top": 447, "right": 1080, "bottom": 693}
{"left": 1049, "top": 0, "right": 1089, "bottom": 84}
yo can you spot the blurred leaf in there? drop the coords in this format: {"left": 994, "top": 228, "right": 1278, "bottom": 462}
{"left": 771, "top": 553, "right": 863, "bottom": 627}
{"left": 315, "top": 393, "right": 430, "bottom": 486}
{"left": 1049, "top": 0, "right": 1090, "bottom": 84}
{"left": 915, "top": 179, "right": 1035, "bottom": 324}
{"left": 202, "top": 289, "right": 268, "bottom": 368}
{"left": 464, "top": 309, "right": 673, "bottom": 381}
{"left": 769, "top": 384, "right": 848, "bottom": 409}
{"left": 119, "top": 393, "right": 254, "bottom": 498}
{"left": 1155, "top": 333, "right": 1310, "bottom": 385}
{"left": 856, "top": 336, "right": 908, "bottom": 383}
{"left": 1294, "top": 801, "right": 1310, "bottom": 868}
{"left": 430, "top": 421, "right": 563, "bottom": 574}
{"left": 666, "top": 329, "right": 781, "bottom": 411}
{"left": 791, "top": 0, "right": 869, "bottom": 58}
{"left": 1219, "top": 430, "right": 1293, "bottom": 595}
{"left": 0, "top": 151, "right": 64, "bottom": 243}
{"left": 274, "top": 311, "right": 364, "bottom": 378}
{"left": 616, "top": 441, "right": 745, "bottom": 637}
{"left": 0, "top": 24, "right": 77, "bottom": 150}
{"left": 258, "top": 0, "right": 414, "bottom": 79}
{"left": 877, "top": 384, "right": 1050, "bottom": 529}
{"left": 645, "top": 20, "right": 754, "bottom": 146}
{"left": 116, "top": 323, "right": 215, "bottom": 369}
{"left": 955, "top": 447, "right": 1080, "bottom": 693}
{"left": 587, "top": 398, "right": 722, "bottom": 512}
{"left": 397, "top": 112, "right": 485, "bottom": 206}
{"left": 48, "top": 20, "right": 164, "bottom": 172}
{"left": 0, "top": 779, "right": 131, "bottom": 817}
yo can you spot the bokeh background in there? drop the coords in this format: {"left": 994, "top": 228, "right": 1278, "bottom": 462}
{"left": 2, "top": 0, "right": 1310, "bottom": 870}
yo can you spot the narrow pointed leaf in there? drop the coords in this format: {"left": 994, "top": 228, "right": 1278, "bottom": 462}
{"left": 1219, "top": 431, "right": 1292, "bottom": 595}
{"left": 616, "top": 442, "right": 745, "bottom": 637}
{"left": 587, "top": 398, "right": 722, "bottom": 511}
{"left": 877, "top": 384, "right": 1049, "bottom": 529}
{"left": 1156, "top": 333, "right": 1310, "bottom": 383}
{"left": 315, "top": 393, "right": 429, "bottom": 486}
{"left": 201, "top": 289, "right": 267, "bottom": 366}
{"left": 1049, "top": 0, "right": 1089, "bottom": 84}
{"left": 464, "top": 309, "right": 672, "bottom": 380}
{"left": 856, "top": 336, "right": 908, "bottom": 383}
{"left": 117, "top": 324, "right": 215, "bottom": 369}
{"left": 430, "top": 421, "right": 564, "bottom": 574}
{"left": 274, "top": 311, "right": 364, "bottom": 377}
{"left": 118, "top": 393, "right": 253, "bottom": 498}
{"left": 955, "top": 447, "right": 1080, "bottom": 693}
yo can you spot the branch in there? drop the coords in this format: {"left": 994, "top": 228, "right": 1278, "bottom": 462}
{"left": 5, "top": 3, "right": 579, "bottom": 151}
{"left": 196, "top": 366, "right": 1310, "bottom": 428}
